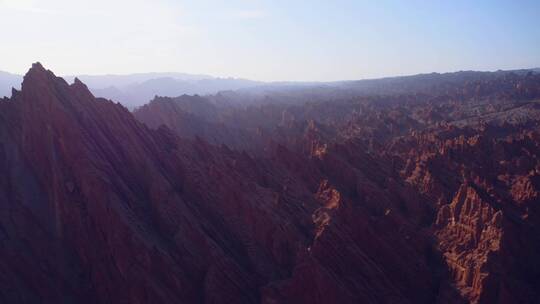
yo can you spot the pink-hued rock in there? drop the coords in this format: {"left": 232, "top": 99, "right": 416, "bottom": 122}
{"left": 1, "top": 63, "right": 540, "bottom": 303}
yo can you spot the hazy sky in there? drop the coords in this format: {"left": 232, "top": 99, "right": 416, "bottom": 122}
{"left": 1, "top": 0, "right": 539, "bottom": 81}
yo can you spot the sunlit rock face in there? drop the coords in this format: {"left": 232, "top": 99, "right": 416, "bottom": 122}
{"left": 1, "top": 64, "right": 539, "bottom": 303}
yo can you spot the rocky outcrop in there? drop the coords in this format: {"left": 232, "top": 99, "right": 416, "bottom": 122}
{"left": 0, "top": 63, "right": 312, "bottom": 303}
{"left": 435, "top": 184, "right": 503, "bottom": 303}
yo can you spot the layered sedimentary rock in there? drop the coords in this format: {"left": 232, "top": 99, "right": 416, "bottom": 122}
{"left": 1, "top": 63, "right": 313, "bottom": 303}
{"left": 435, "top": 184, "right": 503, "bottom": 302}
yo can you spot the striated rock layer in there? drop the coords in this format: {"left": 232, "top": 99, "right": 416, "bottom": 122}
{"left": 1, "top": 63, "right": 539, "bottom": 303}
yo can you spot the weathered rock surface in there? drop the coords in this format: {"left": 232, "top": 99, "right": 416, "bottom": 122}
{"left": 1, "top": 64, "right": 540, "bottom": 303}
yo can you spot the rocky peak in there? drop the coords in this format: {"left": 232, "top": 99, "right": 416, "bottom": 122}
{"left": 11, "top": 63, "right": 96, "bottom": 113}
{"left": 22, "top": 62, "right": 53, "bottom": 86}
{"left": 18, "top": 62, "right": 65, "bottom": 105}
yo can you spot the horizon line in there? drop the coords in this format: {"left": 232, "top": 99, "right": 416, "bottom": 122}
{"left": 2, "top": 64, "right": 540, "bottom": 84}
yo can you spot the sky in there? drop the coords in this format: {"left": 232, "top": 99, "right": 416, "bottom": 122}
{"left": 1, "top": 0, "right": 539, "bottom": 81}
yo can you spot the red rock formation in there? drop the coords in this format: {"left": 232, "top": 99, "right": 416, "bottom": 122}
{"left": 435, "top": 184, "right": 503, "bottom": 303}
{"left": 1, "top": 63, "right": 307, "bottom": 303}
{"left": 1, "top": 63, "right": 540, "bottom": 303}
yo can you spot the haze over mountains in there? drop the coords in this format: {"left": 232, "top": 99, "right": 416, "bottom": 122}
{"left": 2, "top": 68, "right": 539, "bottom": 109}
{"left": 0, "top": 70, "right": 21, "bottom": 99}
{"left": 0, "top": 70, "right": 262, "bottom": 109}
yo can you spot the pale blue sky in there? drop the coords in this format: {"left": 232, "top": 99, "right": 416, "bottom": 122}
{"left": 1, "top": 0, "right": 539, "bottom": 81}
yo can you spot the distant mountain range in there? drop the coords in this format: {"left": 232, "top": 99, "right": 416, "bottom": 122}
{"left": 0, "top": 71, "right": 263, "bottom": 109}
{"left": 1, "top": 68, "right": 539, "bottom": 109}
{"left": 63, "top": 73, "right": 263, "bottom": 109}
{"left": 0, "top": 70, "right": 21, "bottom": 98}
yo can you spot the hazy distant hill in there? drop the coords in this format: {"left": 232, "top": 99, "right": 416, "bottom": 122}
{"left": 336, "top": 69, "right": 540, "bottom": 95}
{"left": 97, "top": 76, "right": 262, "bottom": 109}
{"left": 0, "top": 70, "right": 262, "bottom": 109}
{"left": 1, "top": 68, "right": 539, "bottom": 108}
{"left": 0, "top": 71, "right": 22, "bottom": 98}
{"left": 62, "top": 73, "right": 263, "bottom": 109}
{"left": 62, "top": 72, "right": 213, "bottom": 88}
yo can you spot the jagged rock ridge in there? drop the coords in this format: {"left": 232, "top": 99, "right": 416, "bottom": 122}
{"left": 1, "top": 63, "right": 539, "bottom": 303}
